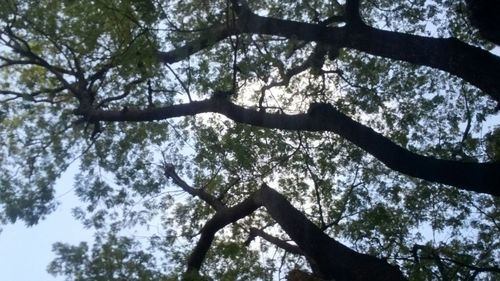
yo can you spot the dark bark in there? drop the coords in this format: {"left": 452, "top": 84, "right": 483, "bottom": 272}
{"left": 247, "top": 227, "right": 304, "bottom": 256}
{"left": 150, "top": 3, "right": 500, "bottom": 104}
{"left": 287, "top": 269, "right": 325, "bottom": 281}
{"left": 185, "top": 193, "right": 261, "bottom": 273}
{"left": 466, "top": 0, "right": 500, "bottom": 45}
{"left": 77, "top": 98, "right": 500, "bottom": 197}
{"left": 258, "top": 184, "right": 407, "bottom": 281}
{"left": 236, "top": 9, "right": 500, "bottom": 104}
{"left": 185, "top": 184, "right": 407, "bottom": 281}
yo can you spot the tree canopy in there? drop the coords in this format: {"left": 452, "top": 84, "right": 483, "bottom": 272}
{"left": 1, "top": 0, "right": 499, "bottom": 280}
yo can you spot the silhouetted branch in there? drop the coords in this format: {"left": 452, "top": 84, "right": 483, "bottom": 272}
{"left": 163, "top": 164, "right": 225, "bottom": 211}
{"left": 77, "top": 98, "right": 500, "bottom": 196}
{"left": 185, "top": 184, "right": 407, "bottom": 281}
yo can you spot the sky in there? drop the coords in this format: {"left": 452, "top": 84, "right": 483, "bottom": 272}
{"left": 0, "top": 164, "right": 94, "bottom": 281}
{"left": 0, "top": 25, "right": 499, "bottom": 281}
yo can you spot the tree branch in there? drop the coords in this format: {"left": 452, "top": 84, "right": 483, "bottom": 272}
{"left": 156, "top": 24, "right": 237, "bottom": 64}
{"left": 258, "top": 184, "right": 406, "bottom": 281}
{"left": 77, "top": 98, "right": 500, "bottom": 196}
{"left": 150, "top": 5, "right": 500, "bottom": 103}
{"left": 345, "top": 0, "right": 363, "bottom": 25}
{"left": 235, "top": 10, "right": 500, "bottom": 103}
{"left": 185, "top": 184, "right": 407, "bottom": 280}
{"left": 185, "top": 190, "right": 262, "bottom": 273}
{"left": 246, "top": 227, "right": 304, "bottom": 256}
{"left": 163, "top": 163, "right": 225, "bottom": 211}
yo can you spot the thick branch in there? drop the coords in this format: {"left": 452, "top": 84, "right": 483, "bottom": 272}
{"left": 235, "top": 11, "right": 500, "bottom": 103}
{"left": 185, "top": 191, "right": 261, "bottom": 273}
{"left": 186, "top": 184, "right": 407, "bottom": 280}
{"left": 345, "top": 0, "right": 362, "bottom": 25}
{"left": 258, "top": 184, "right": 406, "bottom": 281}
{"left": 5, "top": 3, "right": 500, "bottom": 104}
{"left": 78, "top": 98, "right": 500, "bottom": 196}
{"left": 151, "top": 6, "right": 500, "bottom": 102}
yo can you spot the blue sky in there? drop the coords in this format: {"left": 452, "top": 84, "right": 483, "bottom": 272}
{"left": 0, "top": 41, "right": 498, "bottom": 281}
{"left": 0, "top": 164, "right": 94, "bottom": 281}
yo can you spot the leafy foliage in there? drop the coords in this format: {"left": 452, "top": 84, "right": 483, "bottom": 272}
{"left": 0, "top": 0, "right": 499, "bottom": 280}
{"left": 48, "top": 234, "right": 166, "bottom": 281}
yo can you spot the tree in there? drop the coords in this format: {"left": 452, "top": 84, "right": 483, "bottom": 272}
{"left": 1, "top": 0, "right": 499, "bottom": 280}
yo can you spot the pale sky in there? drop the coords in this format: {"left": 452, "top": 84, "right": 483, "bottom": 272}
{"left": 0, "top": 41, "right": 498, "bottom": 281}
{"left": 0, "top": 164, "right": 94, "bottom": 281}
